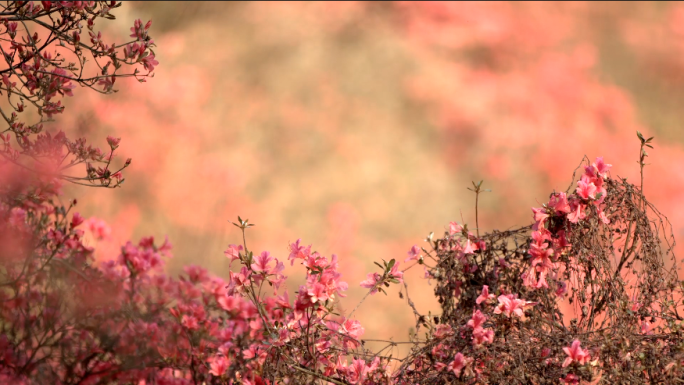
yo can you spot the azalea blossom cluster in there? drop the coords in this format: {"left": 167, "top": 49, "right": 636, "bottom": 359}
{"left": 0, "top": 1, "right": 157, "bottom": 193}
{"left": 0, "top": 201, "right": 390, "bottom": 384}
{"left": 522, "top": 157, "right": 612, "bottom": 291}
{"left": 392, "top": 154, "right": 684, "bottom": 384}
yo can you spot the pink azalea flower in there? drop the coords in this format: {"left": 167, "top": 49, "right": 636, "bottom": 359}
{"left": 433, "top": 324, "right": 453, "bottom": 338}
{"left": 106, "top": 135, "right": 121, "bottom": 148}
{"left": 405, "top": 244, "right": 421, "bottom": 262}
{"left": 567, "top": 201, "right": 586, "bottom": 223}
{"left": 217, "top": 294, "right": 241, "bottom": 312}
{"left": 341, "top": 319, "right": 365, "bottom": 340}
{"left": 141, "top": 53, "right": 159, "bottom": 72}
{"left": 531, "top": 207, "right": 549, "bottom": 230}
{"left": 467, "top": 309, "right": 487, "bottom": 329}
{"left": 494, "top": 294, "right": 536, "bottom": 318}
{"left": 208, "top": 355, "right": 230, "bottom": 377}
{"left": 70, "top": 212, "right": 84, "bottom": 228}
{"left": 224, "top": 244, "right": 243, "bottom": 264}
{"left": 388, "top": 262, "right": 404, "bottom": 283}
{"left": 548, "top": 192, "right": 571, "bottom": 213}
{"left": 462, "top": 239, "right": 476, "bottom": 254}
{"left": 307, "top": 282, "right": 329, "bottom": 303}
{"left": 448, "top": 353, "right": 471, "bottom": 376}
{"left": 562, "top": 339, "right": 591, "bottom": 367}
{"left": 593, "top": 156, "right": 612, "bottom": 177}
{"left": 288, "top": 238, "right": 311, "bottom": 265}
{"left": 576, "top": 176, "right": 597, "bottom": 200}
{"left": 181, "top": 315, "right": 199, "bottom": 330}
{"left": 360, "top": 272, "right": 381, "bottom": 294}
{"left": 472, "top": 327, "right": 494, "bottom": 345}
{"left": 449, "top": 221, "right": 463, "bottom": 235}
{"left": 476, "top": 285, "right": 495, "bottom": 304}
{"left": 251, "top": 251, "right": 274, "bottom": 273}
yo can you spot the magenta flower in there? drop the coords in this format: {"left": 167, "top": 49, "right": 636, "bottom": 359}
{"left": 405, "top": 244, "right": 421, "bottom": 262}
{"left": 448, "top": 353, "right": 471, "bottom": 376}
{"left": 494, "top": 294, "right": 536, "bottom": 318}
{"left": 467, "top": 309, "right": 487, "bottom": 329}
{"left": 208, "top": 355, "right": 230, "bottom": 377}
{"left": 224, "top": 244, "right": 244, "bottom": 264}
{"left": 449, "top": 221, "right": 463, "bottom": 235}
{"left": 592, "top": 156, "right": 612, "bottom": 177}
{"left": 388, "top": 262, "right": 404, "bottom": 283}
{"left": 576, "top": 176, "right": 598, "bottom": 200}
{"left": 476, "top": 285, "right": 494, "bottom": 305}
{"left": 288, "top": 238, "right": 311, "bottom": 265}
{"left": 70, "top": 212, "right": 84, "bottom": 228}
{"left": 433, "top": 324, "right": 454, "bottom": 338}
{"left": 548, "top": 192, "right": 571, "bottom": 213}
{"left": 251, "top": 251, "right": 274, "bottom": 273}
{"left": 360, "top": 272, "right": 381, "bottom": 294}
{"left": 562, "top": 339, "right": 591, "bottom": 367}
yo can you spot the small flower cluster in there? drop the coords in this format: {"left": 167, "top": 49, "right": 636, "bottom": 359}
{"left": 0, "top": 1, "right": 158, "bottom": 194}
{"left": 523, "top": 157, "right": 612, "bottom": 290}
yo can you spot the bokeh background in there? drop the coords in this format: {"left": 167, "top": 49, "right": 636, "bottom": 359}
{"left": 57, "top": 2, "right": 684, "bottom": 357}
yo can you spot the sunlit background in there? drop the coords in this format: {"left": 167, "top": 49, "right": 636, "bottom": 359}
{"left": 57, "top": 2, "right": 684, "bottom": 357}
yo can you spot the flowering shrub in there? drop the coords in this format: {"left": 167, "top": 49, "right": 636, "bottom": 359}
{"left": 2, "top": 2, "right": 684, "bottom": 385}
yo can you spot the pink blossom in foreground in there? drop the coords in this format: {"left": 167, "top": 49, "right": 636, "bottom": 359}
{"left": 494, "top": 294, "right": 536, "bottom": 318}
{"left": 448, "top": 353, "right": 471, "bottom": 376}
{"left": 472, "top": 326, "right": 494, "bottom": 345}
{"left": 224, "top": 244, "right": 244, "bottom": 264}
{"left": 70, "top": 212, "right": 84, "bottom": 228}
{"left": 388, "top": 262, "right": 404, "bottom": 283}
{"left": 251, "top": 251, "right": 274, "bottom": 272}
{"left": 433, "top": 324, "right": 454, "bottom": 338}
{"left": 548, "top": 192, "right": 571, "bottom": 213}
{"left": 208, "top": 355, "right": 230, "bottom": 377}
{"left": 562, "top": 339, "right": 591, "bottom": 367}
{"left": 476, "top": 285, "right": 495, "bottom": 304}
{"left": 532, "top": 207, "right": 550, "bottom": 230}
{"left": 360, "top": 272, "right": 382, "bottom": 293}
{"left": 592, "top": 156, "right": 612, "bottom": 177}
{"left": 449, "top": 221, "right": 463, "bottom": 235}
{"left": 405, "top": 244, "right": 421, "bottom": 262}
{"left": 467, "top": 310, "right": 487, "bottom": 329}
{"left": 576, "top": 175, "right": 598, "bottom": 200}
{"left": 288, "top": 238, "right": 311, "bottom": 265}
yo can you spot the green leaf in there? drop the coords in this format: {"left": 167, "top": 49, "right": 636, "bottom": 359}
{"left": 387, "top": 259, "right": 396, "bottom": 270}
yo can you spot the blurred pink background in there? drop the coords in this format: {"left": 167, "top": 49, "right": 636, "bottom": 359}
{"left": 55, "top": 2, "right": 684, "bottom": 357}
